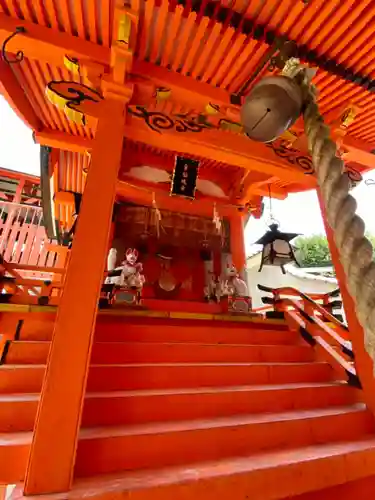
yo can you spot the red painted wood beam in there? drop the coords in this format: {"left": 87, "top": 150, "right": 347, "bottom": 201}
{"left": 34, "top": 130, "right": 93, "bottom": 153}
{"left": 123, "top": 120, "right": 316, "bottom": 186}
{"left": 0, "top": 13, "right": 110, "bottom": 67}
{"left": 131, "top": 60, "right": 232, "bottom": 109}
{"left": 34, "top": 126, "right": 314, "bottom": 196}
{"left": 116, "top": 180, "right": 240, "bottom": 217}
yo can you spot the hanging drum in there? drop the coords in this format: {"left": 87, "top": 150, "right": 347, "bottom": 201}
{"left": 241, "top": 76, "right": 303, "bottom": 143}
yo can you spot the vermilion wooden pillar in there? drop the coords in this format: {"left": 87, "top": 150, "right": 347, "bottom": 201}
{"left": 318, "top": 192, "right": 375, "bottom": 414}
{"left": 24, "top": 99, "right": 127, "bottom": 495}
{"left": 230, "top": 213, "right": 246, "bottom": 273}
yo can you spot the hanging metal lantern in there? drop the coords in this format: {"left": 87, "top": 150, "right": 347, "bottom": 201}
{"left": 255, "top": 223, "right": 300, "bottom": 274}
{"left": 241, "top": 76, "right": 303, "bottom": 143}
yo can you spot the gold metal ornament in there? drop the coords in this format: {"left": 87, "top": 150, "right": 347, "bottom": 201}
{"left": 241, "top": 75, "right": 303, "bottom": 143}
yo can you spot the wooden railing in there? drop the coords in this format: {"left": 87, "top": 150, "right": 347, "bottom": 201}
{"left": 258, "top": 285, "right": 360, "bottom": 388}
{"left": 258, "top": 284, "right": 344, "bottom": 321}
{"left": 0, "top": 201, "right": 68, "bottom": 271}
{"left": 0, "top": 258, "right": 66, "bottom": 306}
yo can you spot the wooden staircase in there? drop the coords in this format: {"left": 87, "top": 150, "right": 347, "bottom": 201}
{"left": 1, "top": 314, "right": 375, "bottom": 499}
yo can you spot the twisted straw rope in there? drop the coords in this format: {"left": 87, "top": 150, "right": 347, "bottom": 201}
{"left": 301, "top": 84, "right": 375, "bottom": 364}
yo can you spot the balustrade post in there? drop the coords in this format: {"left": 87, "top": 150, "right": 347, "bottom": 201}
{"left": 24, "top": 98, "right": 127, "bottom": 495}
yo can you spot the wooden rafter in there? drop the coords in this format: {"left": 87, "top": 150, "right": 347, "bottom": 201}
{"left": 131, "top": 60, "right": 232, "bottom": 110}
{"left": 0, "top": 13, "right": 110, "bottom": 67}
{"left": 34, "top": 130, "right": 93, "bottom": 153}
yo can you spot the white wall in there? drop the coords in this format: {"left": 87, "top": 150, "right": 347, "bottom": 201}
{"left": 247, "top": 254, "right": 337, "bottom": 308}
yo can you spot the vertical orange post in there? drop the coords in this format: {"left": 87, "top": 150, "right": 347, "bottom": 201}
{"left": 230, "top": 213, "right": 246, "bottom": 273}
{"left": 318, "top": 192, "right": 375, "bottom": 414}
{"left": 24, "top": 99, "right": 126, "bottom": 495}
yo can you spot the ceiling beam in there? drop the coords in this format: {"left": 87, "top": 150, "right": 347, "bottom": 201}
{"left": 290, "top": 126, "right": 375, "bottom": 172}
{"left": 116, "top": 181, "right": 240, "bottom": 217}
{"left": 34, "top": 123, "right": 316, "bottom": 188}
{"left": 123, "top": 119, "right": 316, "bottom": 187}
{"left": 34, "top": 130, "right": 93, "bottom": 153}
{"left": 131, "top": 62, "right": 375, "bottom": 174}
{"left": 131, "top": 60, "right": 232, "bottom": 110}
{"left": 0, "top": 14, "right": 110, "bottom": 67}
{"left": 35, "top": 128, "right": 300, "bottom": 203}
{"left": 342, "top": 136, "right": 375, "bottom": 172}
{"left": 244, "top": 178, "right": 288, "bottom": 201}
{"left": 0, "top": 59, "right": 43, "bottom": 131}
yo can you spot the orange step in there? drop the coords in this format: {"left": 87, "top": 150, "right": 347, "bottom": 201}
{"left": 0, "top": 365, "right": 45, "bottom": 393}
{"left": 0, "top": 431, "right": 31, "bottom": 483}
{"left": 0, "top": 382, "right": 357, "bottom": 432}
{"left": 292, "top": 475, "right": 375, "bottom": 499}
{"left": 4, "top": 341, "right": 314, "bottom": 365}
{"left": 0, "top": 393, "right": 39, "bottom": 432}
{"left": 5, "top": 342, "right": 50, "bottom": 365}
{"left": 17, "top": 316, "right": 290, "bottom": 343}
{"left": 80, "top": 382, "right": 357, "bottom": 427}
{"left": 35, "top": 438, "right": 375, "bottom": 500}
{"left": 85, "top": 362, "right": 335, "bottom": 391}
{"left": 94, "top": 323, "right": 296, "bottom": 345}
{"left": 0, "top": 405, "right": 372, "bottom": 485}
{"left": 74, "top": 404, "right": 374, "bottom": 477}
{"left": 0, "top": 362, "right": 334, "bottom": 394}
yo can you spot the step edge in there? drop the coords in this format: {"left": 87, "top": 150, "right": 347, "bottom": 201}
{"left": 63, "top": 438, "right": 375, "bottom": 498}
{"left": 78, "top": 404, "right": 369, "bottom": 440}
{"left": 0, "top": 382, "right": 351, "bottom": 403}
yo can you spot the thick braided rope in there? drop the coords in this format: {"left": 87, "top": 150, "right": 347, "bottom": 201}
{"left": 301, "top": 89, "right": 375, "bottom": 365}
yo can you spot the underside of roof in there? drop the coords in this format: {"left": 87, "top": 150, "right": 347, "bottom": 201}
{"left": 1, "top": 0, "right": 375, "bottom": 220}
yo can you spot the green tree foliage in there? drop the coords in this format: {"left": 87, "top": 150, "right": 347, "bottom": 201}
{"left": 295, "top": 233, "right": 375, "bottom": 268}
{"left": 294, "top": 235, "right": 331, "bottom": 267}
{"left": 366, "top": 233, "right": 375, "bottom": 255}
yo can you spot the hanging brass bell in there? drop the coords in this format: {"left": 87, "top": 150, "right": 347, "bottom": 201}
{"left": 241, "top": 76, "right": 303, "bottom": 143}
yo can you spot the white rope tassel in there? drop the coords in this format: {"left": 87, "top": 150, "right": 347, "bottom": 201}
{"left": 213, "top": 203, "right": 221, "bottom": 233}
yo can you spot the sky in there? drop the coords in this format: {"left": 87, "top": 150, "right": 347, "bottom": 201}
{"left": 0, "top": 94, "right": 374, "bottom": 255}
{"left": 0, "top": 96, "right": 40, "bottom": 175}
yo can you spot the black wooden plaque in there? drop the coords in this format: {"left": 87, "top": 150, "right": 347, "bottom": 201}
{"left": 170, "top": 156, "right": 199, "bottom": 199}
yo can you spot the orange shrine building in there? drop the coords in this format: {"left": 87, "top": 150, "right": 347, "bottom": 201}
{"left": 2, "top": 0, "right": 375, "bottom": 498}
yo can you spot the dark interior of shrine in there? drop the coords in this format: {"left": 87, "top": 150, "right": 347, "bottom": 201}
{"left": 111, "top": 202, "right": 231, "bottom": 301}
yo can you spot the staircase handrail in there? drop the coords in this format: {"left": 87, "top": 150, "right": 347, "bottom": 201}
{"left": 285, "top": 302, "right": 359, "bottom": 388}
{"left": 259, "top": 285, "right": 360, "bottom": 387}
{"left": 258, "top": 283, "right": 344, "bottom": 323}
{"left": 257, "top": 283, "right": 341, "bottom": 303}
{"left": 258, "top": 285, "right": 350, "bottom": 345}
{"left": 282, "top": 296, "right": 352, "bottom": 356}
